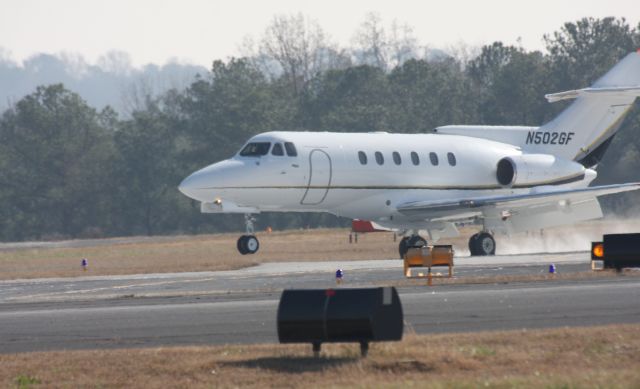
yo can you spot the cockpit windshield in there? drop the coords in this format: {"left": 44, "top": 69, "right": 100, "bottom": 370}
{"left": 239, "top": 142, "right": 271, "bottom": 157}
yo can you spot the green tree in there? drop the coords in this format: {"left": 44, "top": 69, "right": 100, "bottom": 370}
{"left": 544, "top": 17, "right": 638, "bottom": 89}
{"left": 0, "top": 84, "right": 115, "bottom": 240}
{"left": 112, "top": 97, "right": 184, "bottom": 235}
{"left": 544, "top": 18, "right": 640, "bottom": 212}
{"left": 389, "top": 57, "right": 475, "bottom": 132}
{"left": 468, "top": 43, "right": 552, "bottom": 125}
{"left": 302, "top": 65, "right": 392, "bottom": 132}
{"left": 179, "top": 58, "right": 295, "bottom": 169}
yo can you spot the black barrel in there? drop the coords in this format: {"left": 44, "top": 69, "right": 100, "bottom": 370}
{"left": 277, "top": 287, "right": 403, "bottom": 355}
{"left": 603, "top": 233, "right": 640, "bottom": 270}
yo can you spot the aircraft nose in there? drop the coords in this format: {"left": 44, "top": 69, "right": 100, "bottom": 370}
{"left": 178, "top": 159, "right": 243, "bottom": 201}
{"left": 178, "top": 170, "right": 215, "bottom": 201}
{"left": 178, "top": 171, "right": 208, "bottom": 200}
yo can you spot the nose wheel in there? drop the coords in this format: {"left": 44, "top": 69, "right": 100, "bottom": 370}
{"left": 237, "top": 235, "right": 259, "bottom": 255}
{"left": 237, "top": 214, "right": 260, "bottom": 255}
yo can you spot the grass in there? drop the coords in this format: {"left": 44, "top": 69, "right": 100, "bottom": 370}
{"left": 0, "top": 229, "right": 400, "bottom": 280}
{"left": 1, "top": 218, "right": 639, "bottom": 280}
{"left": 14, "top": 375, "right": 40, "bottom": 389}
{"left": 1, "top": 324, "right": 638, "bottom": 388}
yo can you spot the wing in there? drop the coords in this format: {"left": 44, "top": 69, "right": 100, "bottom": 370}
{"left": 397, "top": 183, "right": 640, "bottom": 233}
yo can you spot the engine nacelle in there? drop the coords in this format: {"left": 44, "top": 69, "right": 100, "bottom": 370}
{"left": 496, "top": 154, "right": 585, "bottom": 188}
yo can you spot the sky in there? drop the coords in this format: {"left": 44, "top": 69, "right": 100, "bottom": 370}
{"left": 1, "top": 0, "right": 639, "bottom": 68}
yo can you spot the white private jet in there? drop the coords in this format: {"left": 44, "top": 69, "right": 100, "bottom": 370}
{"left": 179, "top": 51, "right": 640, "bottom": 257}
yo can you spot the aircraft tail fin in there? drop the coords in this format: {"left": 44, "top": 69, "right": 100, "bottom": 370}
{"left": 533, "top": 51, "right": 640, "bottom": 167}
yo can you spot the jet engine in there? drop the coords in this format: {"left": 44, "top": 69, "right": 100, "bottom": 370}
{"left": 496, "top": 154, "right": 585, "bottom": 188}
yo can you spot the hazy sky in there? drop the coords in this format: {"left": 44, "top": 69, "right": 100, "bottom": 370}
{"left": 1, "top": 0, "right": 639, "bottom": 68}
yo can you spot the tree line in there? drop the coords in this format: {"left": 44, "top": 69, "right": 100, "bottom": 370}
{"left": 1, "top": 16, "right": 639, "bottom": 241}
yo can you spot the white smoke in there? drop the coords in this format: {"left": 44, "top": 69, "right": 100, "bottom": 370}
{"left": 456, "top": 218, "right": 640, "bottom": 256}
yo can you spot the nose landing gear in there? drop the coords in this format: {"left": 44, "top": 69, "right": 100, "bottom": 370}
{"left": 237, "top": 214, "right": 260, "bottom": 255}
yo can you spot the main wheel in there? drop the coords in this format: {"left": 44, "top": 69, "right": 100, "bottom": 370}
{"left": 398, "top": 237, "right": 410, "bottom": 259}
{"left": 468, "top": 233, "right": 480, "bottom": 256}
{"left": 407, "top": 235, "right": 427, "bottom": 248}
{"left": 471, "top": 232, "right": 495, "bottom": 256}
{"left": 399, "top": 235, "right": 428, "bottom": 259}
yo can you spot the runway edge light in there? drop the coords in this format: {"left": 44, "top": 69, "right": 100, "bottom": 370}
{"left": 591, "top": 242, "right": 604, "bottom": 260}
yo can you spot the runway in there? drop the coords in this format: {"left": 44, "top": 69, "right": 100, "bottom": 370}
{"left": 1, "top": 252, "right": 639, "bottom": 353}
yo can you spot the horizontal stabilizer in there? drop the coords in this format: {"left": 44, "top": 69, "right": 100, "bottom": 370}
{"left": 545, "top": 86, "right": 640, "bottom": 103}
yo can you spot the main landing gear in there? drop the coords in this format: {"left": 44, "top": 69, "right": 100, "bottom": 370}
{"left": 237, "top": 214, "right": 259, "bottom": 255}
{"left": 398, "top": 235, "right": 428, "bottom": 259}
{"left": 468, "top": 232, "right": 496, "bottom": 256}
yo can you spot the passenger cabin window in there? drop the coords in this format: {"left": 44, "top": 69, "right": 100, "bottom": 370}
{"left": 358, "top": 151, "right": 368, "bottom": 165}
{"left": 284, "top": 142, "right": 298, "bottom": 157}
{"left": 392, "top": 151, "right": 401, "bottom": 165}
{"left": 271, "top": 143, "right": 284, "bottom": 156}
{"left": 429, "top": 152, "right": 439, "bottom": 166}
{"left": 411, "top": 151, "right": 420, "bottom": 165}
{"left": 447, "top": 152, "right": 456, "bottom": 166}
{"left": 375, "top": 151, "right": 384, "bottom": 165}
{"left": 240, "top": 142, "right": 271, "bottom": 157}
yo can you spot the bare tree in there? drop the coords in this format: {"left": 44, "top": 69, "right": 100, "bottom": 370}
{"left": 387, "top": 20, "right": 418, "bottom": 68}
{"left": 120, "top": 76, "right": 155, "bottom": 116}
{"left": 258, "top": 13, "right": 345, "bottom": 95}
{"left": 352, "top": 12, "right": 388, "bottom": 70}
{"left": 445, "top": 42, "right": 481, "bottom": 69}
{"left": 0, "top": 47, "right": 15, "bottom": 65}
{"left": 352, "top": 14, "right": 420, "bottom": 71}
{"left": 97, "top": 50, "right": 134, "bottom": 76}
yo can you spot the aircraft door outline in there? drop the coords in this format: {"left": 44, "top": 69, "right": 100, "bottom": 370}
{"left": 300, "top": 149, "right": 332, "bottom": 205}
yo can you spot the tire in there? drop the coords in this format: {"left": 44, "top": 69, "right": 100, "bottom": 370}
{"left": 398, "top": 237, "right": 410, "bottom": 259}
{"left": 237, "top": 235, "right": 249, "bottom": 255}
{"left": 468, "top": 233, "right": 479, "bottom": 256}
{"left": 475, "top": 232, "right": 496, "bottom": 256}
{"left": 407, "top": 235, "right": 427, "bottom": 248}
{"left": 244, "top": 235, "right": 260, "bottom": 254}
{"left": 400, "top": 235, "right": 427, "bottom": 259}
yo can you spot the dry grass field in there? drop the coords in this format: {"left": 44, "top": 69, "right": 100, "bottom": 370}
{"left": 1, "top": 218, "right": 639, "bottom": 280}
{"left": 2, "top": 221, "right": 639, "bottom": 388}
{"left": 0, "top": 229, "right": 400, "bottom": 280}
{"left": 2, "top": 324, "right": 639, "bottom": 388}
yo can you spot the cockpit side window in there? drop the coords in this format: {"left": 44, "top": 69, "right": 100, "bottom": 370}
{"left": 239, "top": 142, "right": 271, "bottom": 157}
{"left": 284, "top": 142, "right": 298, "bottom": 157}
{"left": 272, "top": 143, "right": 284, "bottom": 156}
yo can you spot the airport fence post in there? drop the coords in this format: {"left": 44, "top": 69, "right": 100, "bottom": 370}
{"left": 360, "top": 341, "right": 369, "bottom": 357}
{"left": 312, "top": 342, "right": 321, "bottom": 358}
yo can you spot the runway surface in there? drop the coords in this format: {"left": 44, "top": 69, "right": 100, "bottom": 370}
{"left": 1, "top": 251, "right": 639, "bottom": 353}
